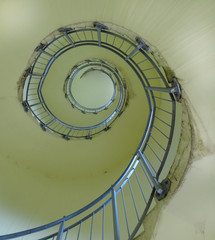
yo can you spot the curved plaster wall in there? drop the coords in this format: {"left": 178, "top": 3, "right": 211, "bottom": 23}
{"left": 0, "top": 0, "right": 215, "bottom": 239}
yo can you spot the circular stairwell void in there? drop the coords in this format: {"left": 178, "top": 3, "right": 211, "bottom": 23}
{"left": 9, "top": 22, "right": 181, "bottom": 240}
{"left": 65, "top": 60, "right": 117, "bottom": 113}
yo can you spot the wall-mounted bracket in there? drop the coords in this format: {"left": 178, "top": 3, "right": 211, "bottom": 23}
{"left": 85, "top": 135, "right": 92, "bottom": 140}
{"left": 59, "top": 27, "right": 75, "bottom": 46}
{"left": 171, "top": 77, "right": 181, "bottom": 100}
{"left": 40, "top": 123, "right": 46, "bottom": 131}
{"left": 24, "top": 67, "right": 32, "bottom": 78}
{"left": 145, "top": 77, "right": 181, "bottom": 101}
{"left": 94, "top": 22, "right": 108, "bottom": 47}
{"left": 125, "top": 37, "right": 149, "bottom": 61}
{"left": 62, "top": 135, "right": 70, "bottom": 141}
{"left": 22, "top": 101, "right": 29, "bottom": 112}
{"left": 138, "top": 150, "right": 171, "bottom": 200}
{"left": 58, "top": 27, "right": 73, "bottom": 33}
{"left": 104, "top": 126, "right": 111, "bottom": 131}
{"left": 138, "top": 150, "right": 163, "bottom": 193}
{"left": 35, "top": 43, "right": 53, "bottom": 57}
{"left": 112, "top": 187, "right": 120, "bottom": 240}
{"left": 155, "top": 178, "right": 171, "bottom": 201}
{"left": 136, "top": 37, "right": 149, "bottom": 52}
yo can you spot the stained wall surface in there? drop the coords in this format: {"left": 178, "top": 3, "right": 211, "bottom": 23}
{"left": 0, "top": 0, "right": 215, "bottom": 239}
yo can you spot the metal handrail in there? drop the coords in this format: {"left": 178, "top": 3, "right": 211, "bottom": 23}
{"left": 65, "top": 60, "right": 119, "bottom": 113}
{"left": 3, "top": 22, "right": 181, "bottom": 240}
{"left": 22, "top": 29, "right": 129, "bottom": 139}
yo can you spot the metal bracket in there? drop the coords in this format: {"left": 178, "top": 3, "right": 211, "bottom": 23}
{"left": 125, "top": 37, "right": 149, "bottom": 61}
{"left": 145, "top": 77, "right": 181, "bottom": 101}
{"left": 112, "top": 187, "right": 120, "bottom": 240}
{"left": 155, "top": 178, "right": 171, "bottom": 201}
{"left": 22, "top": 101, "right": 29, "bottom": 112}
{"left": 58, "top": 27, "right": 73, "bottom": 33}
{"left": 62, "top": 135, "right": 70, "bottom": 141}
{"left": 58, "top": 27, "right": 75, "bottom": 46}
{"left": 93, "top": 22, "right": 108, "bottom": 30}
{"left": 93, "top": 22, "right": 108, "bottom": 46}
{"left": 136, "top": 37, "right": 149, "bottom": 52}
{"left": 104, "top": 126, "right": 111, "bottom": 131}
{"left": 35, "top": 43, "right": 53, "bottom": 57}
{"left": 171, "top": 77, "right": 181, "bottom": 100}
{"left": 40, "top": 123, "right": 46, "bottom": 131}
{"left": 85, "top": 135, "right": 92, "bottom": 140}
{"left": 24, "top": 67, "right": 32, "bottom": 78}
{"left": 35, "top": 43, "right": 46, "bottom": 52}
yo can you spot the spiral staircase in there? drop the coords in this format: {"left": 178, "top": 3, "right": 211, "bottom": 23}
{"left": 0, "top": 22, "right": 181, "bottom": 240}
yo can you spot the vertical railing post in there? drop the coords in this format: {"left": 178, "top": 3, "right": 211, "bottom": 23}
{"left": 125, "top": 37, "right": 149, "bottom": 61}
{"left": 35, "top": 43, "right": 53, "bottom": 57}
{"left": 93, "top": 22, "right": 108, "bottom": 47}
{"left": 138, "top": 150, "right": 171, "bottom": 200}
{"left": 112, "top": 187, "right": 120, "bottom": 240}
{"left": 56, "top": 220, "right": 65, "bottom": 240}
{"left": 58, "top": 27, "right": 75, "bottom": 46}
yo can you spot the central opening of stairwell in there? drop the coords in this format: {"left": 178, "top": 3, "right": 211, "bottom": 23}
{"left": 71, "top": 68, "right": 115, "bottom": 109}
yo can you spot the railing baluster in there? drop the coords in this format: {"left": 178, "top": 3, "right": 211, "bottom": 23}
{"left": 151, "top": 135, "right": 166, "bottom": 151}
{"left": 125, "top": 37, "right": 148, "bottom": 60}
{"left": 52, "top": 42, "right": 61, "bottom": 50}
{"left": 76, "top": 32, "right": 81, "bottom": 41}
{"left": 138, "top": 150, "right": 162, "bottom": 194}
{"left": 125, "top": 44, "right": 133, "bottom": 54}
{"left": 141, "top": 151, "right": 157, "bottom": 174}
{"left": 119, "top": 39, "right": 124, "bottom": 49}
{"left": 138, "top": 159, "right": 153, "bottom": 188}
{"left": 59, "top": 28, "right": 75, "bottom": 46}
{"left": 35, "top": 43, "right": 54, "bottom": 57}
{"left": 83, "top": 31, "right": 87, "bottom": 41}
{"left": 141, "top": 67, "right": 154, "bottom": 72}
{"left": 120, "top": 188, "right": 130, "bottom": 238}
{"left": 90, "top": 213, "right": 94, "bottom": 240}
{"left": 133, "top": 169, "right": 147, "bottom": 204}
{"left": 64, "top": 229, "right": 69, "bottom": 240}
{"left": 153, "top": 125, "right": 169, "bottom": 139}
{"left": 128, "top": 179, "right": 140, "bottom": 221}
{"left": 137, "top": 58, "right": 148, "bottom": 65}
{"left": 56, "top": 221, "right": 65, "bottom": 240}
{"left": 155, "top": 116, "right": 171, "bottom": 127}
{"left": 105, "top": 32, "right": 108, "bottom": 43}
{"left": 37, "top": 61, "right": 47, "bottom": 66}
{"left": 112, "top": 187, "right": 120, "bottom": 240}
{"left": 154, "top": 96, "right": 172, "bottom": 102}
{"left": 90, "top": 30, "right": 94, "bottom": 40}
{"left": 112, "top": 36, "right": 116, "bottom": 45}
{"left": 147, "top": 143, "right": 162, "bottom": 163}
{"left": 94, "top": 22, "right": 108, "bottom": 47}
{"left": 102, "top": 205, "right": 105, "bottom": 240}
{"left": 156, "top": 106, "right": 172, "bottom": 115}
{"left": 77, "top": 222, "right": 82, "bottom": 240}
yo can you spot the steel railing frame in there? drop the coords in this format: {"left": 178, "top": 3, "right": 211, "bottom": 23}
{"left": 2, "top": 22, "right": 181, "bottom": 240}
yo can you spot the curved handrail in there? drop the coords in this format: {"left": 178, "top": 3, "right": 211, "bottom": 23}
{"left": 3, "top": 22, "right": 181, "bottom": 240}
{"left": 22, "top": 29, "right": 129, "bottom": 139}
{"left": 65, "top": 61, "right": 118, "bottom": 113}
